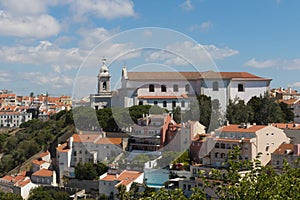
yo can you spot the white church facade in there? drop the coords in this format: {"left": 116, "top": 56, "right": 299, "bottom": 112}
{"left": 90, "top": 59, "right": 271, "bottom": 111}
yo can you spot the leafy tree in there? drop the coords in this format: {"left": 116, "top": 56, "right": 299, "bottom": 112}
{"left": 248, "top": 95, "right": 284, "bottom": 125}
{"left": 75, "top": 162, "right": 108, "bottom": 180}
{"left": 226, "top": 99, "right": 253, "bottom": 124}
{"left": 75, "top": 162, "right": 98, "bottom": 180}
{"left": 116, "top": 184, "right": 129, "bottom": 200}
{"left": 0, "top": 191, "right": 23, "bottom": 200}
{"left": 279, "top": 102, "right": 294, "bottom": 122}
{"left": 172, "top": 106, "right": 182, "bottom": 123}
{"left": 28, "top": 186, "right": 69, "bottom": 200}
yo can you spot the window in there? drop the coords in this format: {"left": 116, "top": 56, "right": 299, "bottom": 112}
{"left": 215, "top": 143, "right": 220, "bottom": 148}
{"left": 185, "top": 84, "right": 190, "bottom": 92}
{"left": 181, "top": 101, "right": 185, "bottom": 107}
{"left": 213, "top": 81, "right": 219, "bottom": 91}
{"left": 172, "top": 101, "right": 176, "bottom": 108}
{"left": 220, "top": 143, "right": 225, "bottom": 149}
{"left": 161, "top": 85, "right": 166, "bottom": 92}
{"left": 139, "top": 101, "right": 143, "bottom": 105}
{"left": 154, "top": 101, "right": 158, "bottom": 105}
{"left": 149, "top": 84, "right": 155, "bottom": 92}
{"left": 221, "top": 153, "right": 226, "bottom": 159}
{"left": 103, "top": 81, "right": 107, "bottom": 90}
{"left": 163, "top": 101, "right": 167, "bottom": 107}
{"left": 238, "top": 84, "right": 244, "bottom": 92}
{"left": 215, "top": 152, "right": 219, "bottom": 158}
{"left": 173, "top": 84, "right": 178, "bottom": 92}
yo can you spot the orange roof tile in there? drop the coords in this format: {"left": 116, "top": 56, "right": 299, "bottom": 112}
{"left": 95, "top": 137, "right": 122, "bottom": 145}
{"left": 216, "top": 124, "right": 266, "bottom": 133}
{"left": 272, "top": 123, "right": 300, "bottom": 129}
{"left": 273, "top": 143, "right": 294, "bottom": 155}
{"left": 57, "top": 142, "right": 71, "bottom": 152}
{"left": 101, "top": 170, "right": 143, "bottom": 186}
{"left": 72, "top": 133, "right": 101, "bottom": 143}
{"left": 127, "top": 71, "right": 270, "bottom": 81}
{"left": 39, "top": 151, "right": 50, "bottom": 158}
{"left": 32, "top": 169, "right": 53, "bottom": 177}
{"left": 16, "top": 179, "right": 31, "bottom": 187}
{"left": 32, "top": 159, "right": 46, "bottom": 166}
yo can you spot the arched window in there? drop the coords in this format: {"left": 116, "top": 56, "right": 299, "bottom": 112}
{"left": 215, "top": 152, "right": 219, "bottom": 158}
{"left": 213, "top": 81, "right": 219, "bottom": 91}
{"left": 149, "top": 84, "right": 155, "bottom": 92}
{"left": 103, "top": 81, "right": 107, "bottom": 90}
{"left": 215, "top": 143, "right": 220, "bottom": 148}
{"left": 221, "top": 153, "right": 226, "bottom": 159}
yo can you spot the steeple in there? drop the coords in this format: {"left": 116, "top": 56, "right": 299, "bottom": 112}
{"left": 98, "top": 57, "right": 111, "bottom": 93}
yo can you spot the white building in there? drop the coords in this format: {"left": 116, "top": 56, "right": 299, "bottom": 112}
{"left": 205, "top": 123, "right": 290, "bottom": 166}
{"left": 99, "top": 170, "right": 144, "bottom": 199}
{"left": 0, "top": 111, "right": 32, "bottom": 128}
{"left": 117, "top": 67, "right": 271, "bottom": 111}
{"left": 0, "top": 171, "right": 37, "bottom": 200}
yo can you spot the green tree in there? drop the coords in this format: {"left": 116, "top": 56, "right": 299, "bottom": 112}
{"left": 226, "top": 99, "right": 253, "bottom": 124}
{"left": 75, "top": 162, "right": 98, "bottom": 180}
{"left": 116, "top": 184, "right": 129, "bottom": 200}
{"left": 0, "top": 192, "right": 23, "bottom": 200}
{"left": 248, "top": 95, "right": 284, "bottom": 125}
{"left": 172, "top": 106, "right": 182, "bottom": 123}
{"left": 279, "top": 102, "right": 294, "bottom": 122}
{"left": 28, "top": 186, "right": 69, "bottom": 200}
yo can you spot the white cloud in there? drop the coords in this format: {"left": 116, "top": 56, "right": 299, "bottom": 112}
{"left": 244, "top": 58, "right": 278, "bottom": 68}
{"left": 180, "top": 0, "right": 194, "bottom": 11}
{"left": 78, "top": 27, "right": 120, "bottom": 49}
{"left": 244, "top": 58, "right": 300, "bottom": 70}
{"left": 0, "top": 70, "right": 11, "bottom": 82}
{"left": 288, "top": 82, "right": 300, "bottom": 88}
{"left": 0, "top": 41, "right": 84, "bottom": 70}
{"left": 189, "top": 21, "right": 213, "bottom": 32}
{"left": 0, "top": 11, "right": 60, "bottom": 38}
{"left": 71, "top": 0, "right": 135, "bottom": 20}
{"left": 146, "top": 41, "right": 239, "bottom": 66}
{"left": 0, "top": 0, "right": 47, "bottom": 15}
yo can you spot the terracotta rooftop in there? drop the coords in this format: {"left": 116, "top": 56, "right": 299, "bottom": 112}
{"left": 101, "top": 170, "right": 143, "bottom": 186}
{"left": 272, "top": 123, "right": 300, "bottom": 129}
{"left": 32, "top": 169, "right": 53, "bottom": 177}
{"left": 72, "top": 133, "right": 122, "bottom": 145}
{"left": 39, "top": 151, "right": 50, "bottom": 158}
{"left": 273, "top": 143, "right": 294, "bottom": 155}
{"left": 72, "top": 133, "right": 101, "bottom": 143}
{"left": 32, "top": 159, "right": 46, "bottom": 166}
{"left": 216, "top": 124, "right": 266, "bottom": 133}
{"left": 15, "top": 179, "right": 31, "bottom": 187}
{"left": 56, "top": 142, "right": 71, "bottom": 153}
{"left": 127, "top": 71, "right": 270, "bottom": 81}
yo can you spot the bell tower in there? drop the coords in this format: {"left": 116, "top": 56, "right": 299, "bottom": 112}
{"left": 98, "top": 57, "right": 111, "bottom": 94}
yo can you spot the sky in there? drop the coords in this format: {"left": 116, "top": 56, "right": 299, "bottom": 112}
{"left": 0, "top": 0, "right": 300, "bottom": 98}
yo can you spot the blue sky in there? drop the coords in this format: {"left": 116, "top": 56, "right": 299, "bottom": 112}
{"left": 0, "top": 0, "right": 299, "bottom": 98}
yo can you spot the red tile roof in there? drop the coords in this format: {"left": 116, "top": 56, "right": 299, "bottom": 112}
{"left": 273, "top": 143, "right": 294, "bottom": 155}
{"left": 216, "top": 124, "right": 266, "bottom": 133}
{"left": 127, "top": 71, "right": 270, "bottom": 81}
{"left": 32, "top": 159, "right": 46, "bottom": 166}
{"left": 72, "top": 133, "right": 122, "bottom": 145}
{"left": 101, "top": 170, "right": 143, "bottom": 186}
{"left": 56, "top": 142, "right": 71, "bottom": 153}
{"left": 32, "top": 169, "right": 53, "bottom": 177}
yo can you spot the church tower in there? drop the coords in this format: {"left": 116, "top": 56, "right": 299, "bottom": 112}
{"left": 90, "top": 57, "right": 112, "bottom": 110}
{"left": 98, "top": 58, "right": 111, "bottom": 94}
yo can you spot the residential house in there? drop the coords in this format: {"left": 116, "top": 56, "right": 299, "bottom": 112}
{"left": 99, "top": 170, "right": 144, "bottom": 199}
{"left": 271, "top": 143, "right": 300, "bottom": 169}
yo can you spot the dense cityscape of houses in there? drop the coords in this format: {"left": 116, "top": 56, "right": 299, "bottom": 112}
{"left": 1, "top": 59, "right": 300, "bottom": 199}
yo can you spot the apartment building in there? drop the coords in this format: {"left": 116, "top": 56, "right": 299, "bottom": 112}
{"left": 205, "top": 123, "right": 290, "bottom": 166}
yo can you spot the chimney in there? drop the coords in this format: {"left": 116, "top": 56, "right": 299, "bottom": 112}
{"left": 246, "top": 122, "right": 251, "bottom": 128}
{"left": 226, "top": 120, "right": 230, "bottom": 126}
